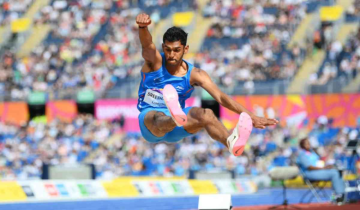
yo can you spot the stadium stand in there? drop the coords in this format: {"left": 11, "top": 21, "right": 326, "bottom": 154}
{"left": 289, "top": 0, "right": 360, "bottom": 94}
{"left": 307, "top": 0, "right": 360, "bottom": 94}
{"left": 310, "top": 28, "right": 360, "bottom": 93}
{"left": 0, "top": 0, "right": 34, "bottom": 26}
{"left": 1, "top": 0, "right": 359, "bottom": 99}
{"left": 191, "top": 0, "right": 311, "bottom": 95}
{"left": 0, "top": 0, "right": 359, "bottom": 182}
{"left": 0, "top": 112, "right": 359, "bottom": 179}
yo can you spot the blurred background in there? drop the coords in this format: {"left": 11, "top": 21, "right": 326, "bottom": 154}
{"left": 0, "top": 0, "right": 359, "bottom": 209}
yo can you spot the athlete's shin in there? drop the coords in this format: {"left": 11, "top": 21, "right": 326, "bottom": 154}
{"left": 197, "top": 108, "right": 230, "bottom": 148}
{"left": 204, "top": 120, "right": 230, "bottom": 148}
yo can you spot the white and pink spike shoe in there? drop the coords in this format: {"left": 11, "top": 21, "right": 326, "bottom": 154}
{"left": 227, "top": 112, "right": 253, "bottom": 156}
{"left": 163, "top": 84, "right": 187, "bottom": 126}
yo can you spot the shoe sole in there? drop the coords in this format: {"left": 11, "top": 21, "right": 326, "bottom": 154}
{"left": 232, "top": 112, "right": 253, "bottom": 156}
{"left": 163, "top": 84, "right": 187, "bottom": 127}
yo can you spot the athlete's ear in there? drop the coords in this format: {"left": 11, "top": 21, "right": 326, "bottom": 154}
{"left": 184, "top": 45, "right": 189, "bottom": 54}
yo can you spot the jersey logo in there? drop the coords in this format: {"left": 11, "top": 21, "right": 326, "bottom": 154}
{"left": 176, "top": 86, "right": 184, "bottom": 91}
{"left": 154, "top": 77, "right": 162, "bottom": 83}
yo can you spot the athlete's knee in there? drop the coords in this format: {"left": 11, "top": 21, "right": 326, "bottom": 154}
{"left": 200, "top": 108, "right": 217, "bottom": 123}
{"left": 189, "top": 107, "right": 216, "bottom": 126}
{"left": 204, "top": 108, "right": 215, "bottom": 116}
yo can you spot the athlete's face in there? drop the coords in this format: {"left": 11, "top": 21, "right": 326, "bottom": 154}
{"left": 162, "top": 40, "right": 189, "bottom": 66}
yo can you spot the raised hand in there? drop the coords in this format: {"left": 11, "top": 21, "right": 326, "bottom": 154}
{"left": 136, "top": 13, "right": 151, "bottom": 28}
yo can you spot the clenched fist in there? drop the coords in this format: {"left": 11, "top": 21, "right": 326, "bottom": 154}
{"left": 136, "top": 13, "right": 151, "bottom": 27}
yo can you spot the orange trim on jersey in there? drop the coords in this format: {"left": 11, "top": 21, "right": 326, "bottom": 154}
{"left": 182, "top": 87, "right": 194, "bottom": 96}
{"left": 142, "top": 73, "right": 145, "bottom": 87}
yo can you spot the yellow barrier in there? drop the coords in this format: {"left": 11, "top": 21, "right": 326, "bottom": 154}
{"left": 0, "top": 179, "right": 256, "bottom": 202}
{"left": 320, "top": 6, "right": 343, "bottom": 21}
{"left": 173, "top": 12, "right": 194, "bottom": 27}
{"left": 102, "top": 180, "right": 139, "bottom": 197}
{"left": 188, "top": 180, "right": 218, "bottom": 194}
{"left": 114, "top": 176, "right": 186, "bottom": 181}
{"left": 285, "top": 174, "right": 357, "bottom": 188}
{"left": 0, "top": 182, "right": 27, "bottom": 202}
{"left": 11, "top": 18, "right": 31, "bottom": 33}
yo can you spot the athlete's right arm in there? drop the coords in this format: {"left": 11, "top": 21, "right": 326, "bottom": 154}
{"left": 136, "top": 13, "right": 162, "bottom": 73}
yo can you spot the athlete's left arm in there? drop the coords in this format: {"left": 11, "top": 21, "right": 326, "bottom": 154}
{"left": 190, "top": 68, "right": 278, "bottom": 129}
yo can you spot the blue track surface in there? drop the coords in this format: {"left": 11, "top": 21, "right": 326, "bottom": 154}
{"left": 0, "top": 188, "right": 331, "bottom": 210}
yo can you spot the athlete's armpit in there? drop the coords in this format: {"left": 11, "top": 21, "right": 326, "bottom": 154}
{"left": 190, "top": 68, "right": 222, "bottom": 101}
{"left": 190, "top": 68, "right": 207, "bottom": 86}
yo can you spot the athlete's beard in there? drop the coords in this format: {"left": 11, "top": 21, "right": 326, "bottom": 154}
{"left": 166, "top": 52, "right": 184, "bottom": 66}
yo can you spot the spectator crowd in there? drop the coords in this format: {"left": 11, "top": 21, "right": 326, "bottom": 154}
{"left": 309, "top": 27, "right": 360, "bottom": 85}
{"left": 197, "top": 0, "right": 307, "bottom": 91}
{"left": 0, "top": 0, "right": 360, "bottom": 180}
{"left": 1, "top": 112, "right": 359, "bottom": 180}
{"left": 1, "top": 0, "right": 309, "bottom": 100}
{"left": 1, "top": 0, "right": 360, "bottom": 99}
{"left": 0, "top": 114, "right": 122, "bottom": 180}
{"left": 0, "top": 0, "right": 34, "bottom": 26}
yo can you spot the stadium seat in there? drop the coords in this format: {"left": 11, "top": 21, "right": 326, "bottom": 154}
{"left": 298, "top": 169, "right": 332, "bottom": 204}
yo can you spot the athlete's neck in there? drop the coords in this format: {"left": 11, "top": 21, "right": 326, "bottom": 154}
{"left": 165, "top": 60, "right": 186, "bottom": 75}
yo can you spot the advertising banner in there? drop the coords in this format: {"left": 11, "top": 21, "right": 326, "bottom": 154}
{"left": 95, "top": 97, "right": 200, "bottom": 132}
{"left": 95, "top": 99, "right": 140, "bottom": 132}
{"left": 17, "top": 181, "right": 107, "bottom": 200}
{"left": 18, "top": 181, "right": 50, "bottom": 200}
{"left": 0, "top": 178, "right": 257, "bottom": 202}
{"left": 46, "top": 100, "right": 77, "bottom": 123}
{"left": 188, "top": 180, "right": 218, "bottom": 194}
{"left": 132, "top": 180, "right": 193, "bottom": 196}
{"left": 221, "top": 94, "right": 360, "bottom": 129}
{"left": 102, "top": 180, "right": 139, "bottom": 197}
{"left": 212, "top": 180, "right": 257, "bottom": 194}
{"left": 0, "top": 102, "right": 29, "bottom": 126}
{"left": 44, "top": 183, "right": 59, "bottom": 197}
{"left": 0, "top": 181, "right": 27, "bottom": 202}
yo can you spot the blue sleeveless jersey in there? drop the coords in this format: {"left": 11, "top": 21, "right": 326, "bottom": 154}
{"left": 137, "top": 53, "right": 195, "bottom": 112}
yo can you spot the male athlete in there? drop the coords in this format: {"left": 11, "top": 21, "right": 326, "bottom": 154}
{"left": 136, "top": 13, "right": 278, "bottom": 156}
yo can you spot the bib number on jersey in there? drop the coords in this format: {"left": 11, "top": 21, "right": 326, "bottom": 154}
{"left": 143, "top": 89, "right": 166, "bottom": 107}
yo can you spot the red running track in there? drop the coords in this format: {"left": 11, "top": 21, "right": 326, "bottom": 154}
{"left": 234, "top": 203, "right": 360, "bottom": 210}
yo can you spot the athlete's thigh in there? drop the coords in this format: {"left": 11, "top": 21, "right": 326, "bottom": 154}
{"left": 139, "top": 108, "right": 168, "bottom": 141}
{"left": 143, "top": 109, "right": 167, "bottom": 133}
{"left": 164, "top": 107, "right": 201, "bottom": 142}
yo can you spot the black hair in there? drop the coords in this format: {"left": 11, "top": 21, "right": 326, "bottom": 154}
{"left": 299, "top": 138, "right": 308, "bottom": 149}
{"left": 163, "top": 26, "right": 188, "bottom": 46}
